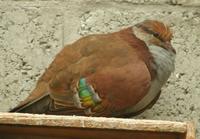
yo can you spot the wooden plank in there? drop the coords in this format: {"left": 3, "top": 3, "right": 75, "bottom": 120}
{"left": 0, "top": 112, "right": 187, "bottom": 133}
{"left": 0, "top": 125, "right": 185, "bottom": 139}
{"left": 186, "top": 122, "right": 196, "bottom": 139}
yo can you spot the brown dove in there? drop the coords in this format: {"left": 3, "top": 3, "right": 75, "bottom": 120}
{"left": 10, "top": 20, "right": 176, "bottom": 117}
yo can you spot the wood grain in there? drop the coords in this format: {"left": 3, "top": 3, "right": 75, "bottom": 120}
{"left": 0, "top": 112, "right": 187, "bottom": 133}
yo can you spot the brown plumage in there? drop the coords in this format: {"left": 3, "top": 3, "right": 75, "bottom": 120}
{"left": 10, "top": 20, "right": 176, "bottom": 117}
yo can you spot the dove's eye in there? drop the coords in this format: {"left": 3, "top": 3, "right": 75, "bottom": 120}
{"left": 153, "top": 32, "right": 159, "bottom": 38}
{"left": 152, "top": 32, "right": 164, "bottom": 42}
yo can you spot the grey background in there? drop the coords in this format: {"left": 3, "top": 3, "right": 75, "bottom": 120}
{"left": 0, "top": 0, "right": 200, "bottom": 138}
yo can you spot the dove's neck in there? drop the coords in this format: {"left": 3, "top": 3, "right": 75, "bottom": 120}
{"left": 124, "top": 27, "right": 175, "bottom": 115}
{"left": 132, "top": 26, "right": 175, "bottom": 84}
{"left": 148, "top": 45, "right": 175, "bottom": 86}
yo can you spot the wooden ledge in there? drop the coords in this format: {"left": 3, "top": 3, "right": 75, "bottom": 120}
{"left": 0, "top": 112, "right": 195, "bottom": 139}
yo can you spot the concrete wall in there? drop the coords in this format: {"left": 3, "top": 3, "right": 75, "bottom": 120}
{"left": 0, "top": 0, "right": 200, "bottom": 137}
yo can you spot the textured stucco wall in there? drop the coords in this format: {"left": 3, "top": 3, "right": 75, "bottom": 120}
{"left": 0, "top": 0, "right": 200, "bottom": 138}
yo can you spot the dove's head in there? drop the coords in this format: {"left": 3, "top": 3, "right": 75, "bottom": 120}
{"left": 135, "top": 20, "right": 176, "bottom": 54}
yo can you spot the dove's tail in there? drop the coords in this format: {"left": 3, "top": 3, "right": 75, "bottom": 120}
{"left": 9, "top": 81, "right": 50, "bottom": 113}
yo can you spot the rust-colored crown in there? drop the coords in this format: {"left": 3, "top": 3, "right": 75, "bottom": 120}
{"left": 136, "top": 20, "right": 173, "bottom": 42}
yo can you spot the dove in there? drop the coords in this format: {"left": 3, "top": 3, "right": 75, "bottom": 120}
{"left": 10, "top": 20, "right": 176, "bottom": 117}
